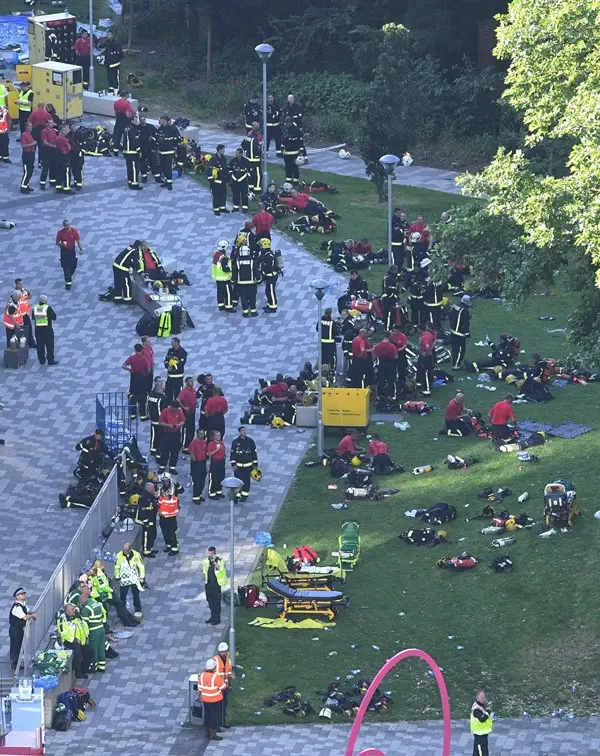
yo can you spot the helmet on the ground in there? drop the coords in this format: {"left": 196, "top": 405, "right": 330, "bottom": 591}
{"left": 401, "top": 152, "right": 413, "bottom": 166}
{"left": 251, "top": 468, "right": 262, "bottom": 481}
{"left": 338, "top": 149, "right": 350, "bottom": 159}
{"left": 217, "top": 239, "right": 229, "bottom": 251}
{"left": 351, "top": 455, "right": 363, "bottom": 467}
{"left": 437, "top": 530, "right": 448, "bottom": 541}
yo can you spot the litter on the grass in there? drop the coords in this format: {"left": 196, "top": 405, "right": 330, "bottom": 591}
{"left": 372, "top": 645, "right": 380, "bottom": 651}
{"left": 328, "top": 651, "right": 338, "bottom": 657}
{"left": 394, "top": 421, "right": 410, "bottom": 431}
{"left": 328, "top": 484, "right": 338, "bottom": 490}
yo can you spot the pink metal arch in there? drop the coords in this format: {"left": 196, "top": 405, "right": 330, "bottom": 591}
{"left": 345, "top": 648, "right": 452, "bottom": 756}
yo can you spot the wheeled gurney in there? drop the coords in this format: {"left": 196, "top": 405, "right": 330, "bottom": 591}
{"left": 267, "top": 579, "right": 348, "bottom": 621}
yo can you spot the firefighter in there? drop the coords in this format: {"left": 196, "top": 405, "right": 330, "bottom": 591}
{"left": 158, "top": 487, "right": 180, "bottom": 555}
{"left": 189, "top": 428, "right": 208, "bottom": 504}
{"left": 177, "top": 376, "right": 197, "bottom": 453}
{"left": 424, "top": 278, "right": 444, "bottom": 330}
{"left": 54, "top": 125, "right": 72, "bottom": 194}
{"left": 13, "top": 278, "right": 36, "bottom": 348}
{"left": 136, "top": 482, "right": 158, "bottom": 557}
{"left": 112, "top": 92, "right": 135, "bottom": 156}
{"left": 373, "top": 332, "right": 398, "bottom": 400}
{"left": 112, "top": 241, "right": 143, "bottom": 303}
{"left": 232, "top": 244, "right": 261, "bottom": 317}
{"left": 158, "top": 399, "right": 185, "bottom": 475}
{"left": 449, "top": 295, "right": 472, "bottom": 369}
{"left": 16, "top": 81, "right": 33, "bottom": 134}
{"left": 20, "top": 120, "right": 36, "bottom": 193}
{"left": 74, "top": 428, "right": 112, "bottom": 479}
{"left": 381, "top": 265, "right": 400, "bottom": 331}
{"left": 230, "top": 425, "right": 258, "bottom": 501}
{"left": 103, "top": 31, "right": 124, "bottom": 94}
{"left": 39, "top": 117, "right": 58, "bottom": 189}
{"left": 163, "top": 336, "right": 188, "bottom": 403}
{"left": 228, "top": 147, "right": 250, "bottom": 212}
{"left": 266, "top": 93, "right": 282, "bottom": 156}
{"left": 175, "top": 136, "right": 187, "bottom": 174}
{"left": 147, "top": 376, "right": 167, "bottom": 457}
{"left": 243, "top": 94, "right": 262, "bottom": 131}
{"left": 68, "top": 121, "right": 84, "bottom": 190}
{"left": 391, "top": 209, "right": 409, "bottom": 269}
{"left": 121, "top": 114, "right": 142, "bottom": 190}
{"left": 157, "top": 115, "right": 180, "bottom": 191}
{"left": 260, "top": 238, "right": 281, "bottom": 313}
{"left": 73, "top": 30, "right": 91, "bottom": 89}
{"left": 196, "top": 373, "right": 216, "bottom": 431}
{"left": 408, "top": 272, "right": 426, "bottom": 326}
{"left": 207, "top": 431, "right": 226, "bottom": 500}
{"left": 282, "top": 93, "right": 304, "bottom": 132}
{"left": 211, "top": 239, "right": 235, "bottom": 313}
{"left": 241, "top": 123, "right": 262, "bottom": 193}
{"left": 139, "top": 116, "right": 160, "bottom": 183}
{"left": 320, "top": 307, "right": 337, "bottom": 374}
{"left": 207, "top": 144, "right": 229, "bottom": 216}
{"left": 282, "top": 116, "right": 302, "bottom": 184}
{"left": 416, "top": 324, "right": 436, "bottom": 396}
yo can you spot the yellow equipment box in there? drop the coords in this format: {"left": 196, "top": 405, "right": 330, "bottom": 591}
{"left": 32, "top": 62, "right": 83, "bottom": 120}
{"left": 16, "top": 65, "right": 33, "bottom": 82}
{"left": 28, "top": 13, "right": 78, "bottom": 66}
{"left": 322, "top": 388, "right": 371, "bottom": 427}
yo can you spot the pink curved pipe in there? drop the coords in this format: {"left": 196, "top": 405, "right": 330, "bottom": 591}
{"left": 345, "top": 648, "right": 452, "bottom": 756}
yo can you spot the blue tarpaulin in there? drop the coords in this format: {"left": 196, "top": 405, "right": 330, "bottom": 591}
{"left": 0, "top": 15, "right": 28, "bottom": 64}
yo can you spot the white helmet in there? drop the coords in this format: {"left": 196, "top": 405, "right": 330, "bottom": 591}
{"left": 401, "top": 152, "right": 413, "bottom": 166}
{"left": 338, "top": 149, "right": 350, "bottom": 159}
{"left": 409, "top": 232, "right": 422, "bottom": 244}
{"left": 217, "top": 239, "right": 229, "bottom": 251}
{"left": 295, "top": 155, "right": 306, "bottom": 166}
{"left": 205, "top": 658, "right": 216, "bottom": 671}
{"left": 282, "top": 182, "right": 293, "bottom": 193}
{"left": 161, "top": 471, "right": 172, "bottom": 481}
{"left": 218, "top": 642, "right": 229, "bottom": 652}
{"left": 239, "top": 244, "right": 250, "bottom": 256}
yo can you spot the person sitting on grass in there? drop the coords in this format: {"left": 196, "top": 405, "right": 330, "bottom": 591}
{"left": 443, "top": 392, "right": 473, "bottom": 436}
{"left": 335, "top": 430, "right": 366, "bottom": 461}
{"left": 353, "top": 238, "right": 372, "bottom": 257}
{"left": 488, "top": 394, "right": 518, "bottom": 445}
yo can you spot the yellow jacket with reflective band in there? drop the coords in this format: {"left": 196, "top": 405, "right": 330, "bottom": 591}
{"left": 90, "top": 569, "right": 113, "bottom": 601}
{"left": 202, "top": 557, "right": 227, "bottom": 586}
{"left": 0, "top": 84, "right": 8, "bottom": 107}
{"left": 470, "top": 703, "right": 493, "bottom": 736}
{"left": 211, "top": 252, "right": 231, "bottom": 282}
{"left": 33, "top": 304, "right": 48, "bottom": 326}
{"left": 58, "top": 614, "right": 89, "bottom": 644}
{"left": 115, "top": 549, "right": 146, "bottom": 580}
{"left": 17, "top": 89, "right": 33, "bottom": 112}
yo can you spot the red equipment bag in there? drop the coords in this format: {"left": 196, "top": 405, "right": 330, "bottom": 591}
{"left": 245, "top": 584, "right": 259, "bottom": 608}
{"left": 292, "top": 545, "right": 320, "bottom": 564}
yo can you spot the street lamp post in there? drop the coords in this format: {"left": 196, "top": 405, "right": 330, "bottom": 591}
{"left": 310, "top": 278, "right": 330, "bottom": 460}
{"left": 254, "top": 43, "right": 274, "bottom": 192}
{"left": 88, "top": 0, "right": 95, "bottom": 92}
{"left": 379, "top": 154, "right": 400, "bottom": 268}
{"left": 222, "top": 476, "right": 243, "bottom": 672}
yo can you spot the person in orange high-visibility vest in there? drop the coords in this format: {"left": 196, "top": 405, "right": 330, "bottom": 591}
{"left": 157, "top": 492, "right": 179, "bottom": 556}
{"left": 198, "top": 658, "right": 225, "bottom": 741}
{"left": 4, "top": 305, "right": 23, "bottom": 348}
{"left": 13, "top": 278, "right": 36, "bottom": 348}
{"left": 0, "top": 106, "right": 10, "bottom": 163}
{"left": 212, "top": 642, "right": 233, "bottom": 729}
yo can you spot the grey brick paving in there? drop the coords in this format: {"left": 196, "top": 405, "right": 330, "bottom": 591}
{"left": 0, "top": 131, "right": 595, "bottom": 755}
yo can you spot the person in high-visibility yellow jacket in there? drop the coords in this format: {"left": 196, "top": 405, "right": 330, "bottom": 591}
{"left": 57, "top": 603, "right": 92, "bottom": 679}
{"left": 203, "top": 547, "right": 227, "bottom": 626}
{"left": 470, "top": 690, "right": 493, "bottom": 756}
{"left": 115, "top": 544, "right": 146, "bottom": 615}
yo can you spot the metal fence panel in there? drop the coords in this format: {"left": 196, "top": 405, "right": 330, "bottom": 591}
{"left": 19, "top": 467, "right": 119, "bottom": 677}
{"left": 96, "top": 392, "right": 137, "bottom": 453}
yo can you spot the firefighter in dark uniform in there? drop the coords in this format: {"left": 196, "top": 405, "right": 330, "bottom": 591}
{"left": 112, "top": 241, "right": 143, "bottom": 303}
{"left": 340, "top": 312, "right": 358, "bottom": 375}
{"left": 208, "top": 144, "right": 229, "bottom": 216}
{"left": 391, "top": 209, "right": 409, "bottom": 269}
{"left": 228, "top": 147, "right": 250, "bottom": 212}
{"left": 122, "top": 116, "right": 143, "bottom": 190}
{"left": 232, "top": 244, "right": 261, "bottom": 317}
{"left": 408, "top": 272, "right": 426, "bottom": 326}
{"left": 449, "top": 295, "right": 472, "bottom": 369}
{"left": 260, "top": 182, "right": 279, "bottom": 214}
{"left": 320, "top": 307, "right": 337, "bottom": 373}
{"left": 243, "top": 94, "right": 262, "bottom": 131}
{"left": 196, "top": 373, "right": 216, "bottom": 431}
{"left": 103, "top": 31, "right": 124, "bottom": 93}
{"left": 211, "top": 240, "right": 235, "bottom": 312}
{"left": 230, "top": 426, "right": 258, "bottom": 501}
{"left": 139, "top": 115, "right": 160, "bottom": 183}
{"left": 381, "top": 265, "right": 400, "bottom": 331}
{"left": 68, "top": 121, "right": 84, "bottom": 190}
{"left": 157, "top": 115, "right": 180, "bottom": 191}
{"left": 136, "top": 481, "right": 159, "bottom": 557}
{"left": 259, "top": 238, "right": 281, "bottom": 313}
{"left": 423, "top": 278, "right": 444, "bottom": 330}
{"left": 75, "top": 428, "right": 112, "bottom": 479}
{"left": 164, "top": 337, "right": 188, "bottom": 403}
{"left": 241, "top": 124, "right": 262, "bottom": 193}
{"left": 282, "top": 116, "right": 302, "bottom": 184}
{"left": 282, "top": 93, "right": 304, "bottom": 141}
{"left": 266, "top": 93, "right": 282, "bottom": 156}
{"left": 147, "top": 376, "right": 167, "bottom": 457}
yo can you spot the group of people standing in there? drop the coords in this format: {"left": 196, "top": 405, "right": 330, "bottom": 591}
{"left": 3, "top": 277, "right": 59, "bottom": 366}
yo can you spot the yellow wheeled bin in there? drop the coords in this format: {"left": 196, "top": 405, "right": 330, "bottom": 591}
{"left": 322, "top": 388, "right": 370, "bottom": 428}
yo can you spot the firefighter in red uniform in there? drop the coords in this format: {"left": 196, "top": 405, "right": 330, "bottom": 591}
{"left": 177, "top": 376, "right": 197, "bottom": 454}
{"left": 20, "top": 120, "right": 36, "bottom": 193}
{"left": 373, "top": 332, "right": 398, "bottom": 400}
{"left": 54, "top": 126, "right": 72, "bottom": 193}
{"left": 207, "top": 431, "right": 226, "bottom": 500}
{"left": 39, "top": 118, "right": 58, "bottom": 189}
{"left": 158, "top": 400, "right": 185, "bottom": 475}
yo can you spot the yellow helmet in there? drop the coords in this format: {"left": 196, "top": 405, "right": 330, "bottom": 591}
{"left": 259, "top": 238, "right": 272, "bottom": 249}
{"left": 271, "top": 416, "right": 286, "bottom": 429}
{"left": 505, "top": 518, "right": 518, "bottom": 531}
{"left": 250, "top": 468, "right": 263, "bottom": 481}
{"left": 212, "top": 167, "right": 219, "bottom": 179}
{"left": 441, "top": 296, "right": 451, "bottom": 307}
{"left": 505, "top": 374, "right": 517, "bottom": 384}
{"left": 147, "top": 471, "right": 158, "bottom": 482}
{"left": 437, "top": 530, "right": 448, "bottom": 541}
{"left": 168, "top": 358, "right": 179, "bottom": 367}
{"left": 351, "top": 455, "right": 362, "bottom": 467}
{"left": 128, "top": 494, "right": 140, "bottom": 505}
{"left": 236, "top": 234, "right": 247, "bottom": 245}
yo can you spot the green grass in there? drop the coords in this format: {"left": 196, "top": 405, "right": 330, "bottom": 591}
{"left": 219, "top": 173, "right": 600, "bottom": 724}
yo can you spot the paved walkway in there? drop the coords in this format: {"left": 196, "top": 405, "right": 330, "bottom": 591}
{"left": 0, "top": 137, "right": 344, "bottom": 755}
{"left": 193, "top": 125, "right": 461, "bottom": 195}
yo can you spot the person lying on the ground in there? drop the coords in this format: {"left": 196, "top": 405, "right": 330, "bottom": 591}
{"left": 279, "top": 188, "right": 336, "bottom": 219}
{"left": 520, "top": 353, "right": 556, "bottom": 402}
{"left": 241, "top": 387, "right": 299, "bottom": 426}
{"left": 469, "top": 333, "right": 520, "bottom": 374}
{"left": 399, "top": 528, "right": 448, "bottom": 546}
{"left": 444, "top": 392, "right": 473, "bottom": 436}
{"left": 335, "top": 430, "right": 366, "bottom": 460}
{"left": 353, "top": 238, "right": 372, "bottom": 257}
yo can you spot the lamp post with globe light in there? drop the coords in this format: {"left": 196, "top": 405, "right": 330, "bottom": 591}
{"left": 254, "top": 43, "right": 274, "bottom": 191}
{"left": 222, "top": 476, "right": 243, "bottom": 669}
{"left": 379, "top": 154, "right": 400, "bottom": 267}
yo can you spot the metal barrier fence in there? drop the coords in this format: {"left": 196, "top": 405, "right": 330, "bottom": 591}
{"left": 96, "top": 392, "right": 137, "bottom": 453}
{"left": 17, "top": 467, "right": 120, "bottom": 677}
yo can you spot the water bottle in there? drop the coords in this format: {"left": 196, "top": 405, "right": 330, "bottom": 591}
{"left": 491, "top": 537, "right": 516, "bottom": 547}
{"left": 482, "top": 526, "right": 505, "bottom": 534}
{"left": 518, "top": 492, "right": 529, "bottom": 503}
{"left": 413, "top": 465, "right": 433, "bottom": 475}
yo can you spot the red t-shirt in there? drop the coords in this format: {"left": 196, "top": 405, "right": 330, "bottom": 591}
{"left": 55, "top": 135, "right": 71, "bottom": 155}
{"left": 354, "top": 242, "right": 372, "bottom": 256}
{"left": 74, "top": 37, "right": 91, "bottom": 56}
{"left": 489, "top": 400, "right": 516, "bottom": 425}
{"left": 141, "top": 344, "right": 154, "bottom": 369}
{"left": 263, "top": 382, "right": 288, "bottom": 398}
{"left": 368, "top": 439, "right": 388, "bottom": 456}
{"left": 114, "top": 98, "right": 135, "bottom": 117}
{"left": 207, "top": 440, "right": 226, "bottom": 461}
{"left": 251, "top": 211, "right": 274, "bottom": 235}
{"left": 21, "top": 131, "right": 36, "bottom": 153}
{"left": 373, "top": 341, "right": 397, "bottom": 359}
{"left": 28, "top": 109, "right": 50, "bottom": 129}
{"left": 444, "top": 398, "right": 463, "bottom": 421}
{"left": 189, "top": 438, "right": 207, "bottom": 461}
{"left": 352, "top": 336, "right": 367, "bottom": 359}
{"left": 56, "top": 227, "right": 80, "bottom": 250}
{"left": 159, "top": 406, "right": 185, "bottom": 430}
{"left": 204, "top": 395, "right": 228, "bottom": 415}
{"left": 143, "top": 249, "right": 157, "bottom": 270}
{"left": 418, "top": 331, "right": 436, "bottom": 355}
{"left": 41, "top": 127, "right": 57, "bottom": 147}
{"left": 336, "top": 435, "right": 356, "bottom": 456}
{"left": 390, "top": 331, "right": 408, "bottom": 351}
{"left": 124, "top": 353, "right": 150, "bottom": 374}
{"left": 409, "top": 221, "right": 430, "bottom": 244}
{"left": 177, "top": 386, "right": 197, "bottom": 414}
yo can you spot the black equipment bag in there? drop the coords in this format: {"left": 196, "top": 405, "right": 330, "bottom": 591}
{"left": 136, "top": 313, "right": 159, "bottom": 337}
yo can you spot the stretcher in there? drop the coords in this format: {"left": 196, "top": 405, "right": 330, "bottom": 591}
{"left": 267, "top": 579, "right": 347, "bottom": 621}
{"left": 263, "top": 549, "right": 345, "bottom": 588}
